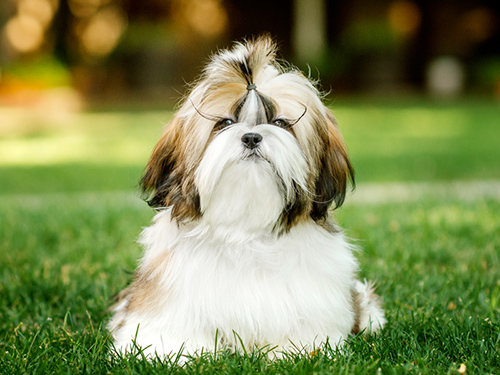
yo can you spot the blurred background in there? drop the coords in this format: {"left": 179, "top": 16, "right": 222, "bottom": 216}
{"left": 1, "top": 0, "right": 500, "bottom": 195}
{"left": 1, "top": 0, "right": 499, "bottom": 109}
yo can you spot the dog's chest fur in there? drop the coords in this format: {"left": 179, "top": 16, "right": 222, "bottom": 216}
{"left": 110, "top": 210, "right": 357, "bottom": 354}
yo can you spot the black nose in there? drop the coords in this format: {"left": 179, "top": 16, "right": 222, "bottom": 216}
{"left": 241, "top": 132, "right": 263, "bottom": 149}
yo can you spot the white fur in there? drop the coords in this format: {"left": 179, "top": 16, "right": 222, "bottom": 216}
{"left": 109, "top": 138, "right": 385, "bottom": 359}
{"left": 194, "top": 123, "right": 308, "bottom": 242}
{"left": 354, "top": 280, "right": 386, "bottom": 333}
{"left": 110, "top": 209, "right": 361, "bottom": 358}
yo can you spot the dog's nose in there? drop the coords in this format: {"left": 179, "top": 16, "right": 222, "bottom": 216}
{"left": 241, "top": 132, "right": 263, "bottom": 149}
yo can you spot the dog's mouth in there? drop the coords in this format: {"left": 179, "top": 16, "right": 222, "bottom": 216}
{"left": 243, "top": 148, "right": 259, "bottom": 157}
{"left": 241, "top": 147, "right": 267, "bottom": 162}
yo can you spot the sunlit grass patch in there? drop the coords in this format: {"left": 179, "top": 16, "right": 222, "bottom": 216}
{"left": 0, "top": 109, "right": 172, "bottom": 166}
{"left": 336, "top": 101, "right": 500, "bottom": 181}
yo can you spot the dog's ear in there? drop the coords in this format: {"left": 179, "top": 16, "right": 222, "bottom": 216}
{"left": 140, "top": 116, "right": 201, "bottom": 221}
{"left": 311, "top": 111, "right": 355, "bottom": 221}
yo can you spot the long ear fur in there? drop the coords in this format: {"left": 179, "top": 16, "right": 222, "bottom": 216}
{"left": 140, "top": 116, "right": 201, "bottom": 222}
{"left": 311, "top": 111, "right": 355, "bottom": 221}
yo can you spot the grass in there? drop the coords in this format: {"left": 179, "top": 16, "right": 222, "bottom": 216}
{"left": 1, "top": 98, "right": 499, "bottom": 373}
{"left": 335, "top": 99, "right": 500, "bottom": 182}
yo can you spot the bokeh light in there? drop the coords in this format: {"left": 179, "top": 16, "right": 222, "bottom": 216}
{"left": 18, "top": 0, "right": 57, "bottom": 27}
{"left": 388, "top": 1, "right": 421, "bottom": 38}
{"left": 461, "top": 7, "right": 497, "bottom": 43}
{"left": 172, "top": 0, "right": 228, "bottom": 38}
{"left": 5, "top": 14, "right": 45, "bottom": 53}
{"left": 68, "top": 0, "right": 100, "bottom": 18}
{"left": 77, "top": 6, "right": 127, "bottom": 57}
{"left": 1, "top": 0, "right": 499, "bottom": 101}
{"left": 3, "top": 0, "right": 58, "bottom": 54}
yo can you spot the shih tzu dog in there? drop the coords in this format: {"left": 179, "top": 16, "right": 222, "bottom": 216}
{"left": 109, "top": 36, "right": 385, "bottom": 360}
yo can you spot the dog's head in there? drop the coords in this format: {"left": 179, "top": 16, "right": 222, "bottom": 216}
{"left": 141, "top": 36, "right": 354, "bottom": 235}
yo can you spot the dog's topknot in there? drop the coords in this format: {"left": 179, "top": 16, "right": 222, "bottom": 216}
{"left": 203, "top": 35, "right": 279, "bottom": 88}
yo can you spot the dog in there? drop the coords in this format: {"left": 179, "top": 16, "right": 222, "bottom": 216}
{"left": 109, "top": 36, "right": 385, "bottom": 360}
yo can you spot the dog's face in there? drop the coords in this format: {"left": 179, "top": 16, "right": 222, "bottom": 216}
{"left": 141, "top": 37, "right": 353, "bottom": 236}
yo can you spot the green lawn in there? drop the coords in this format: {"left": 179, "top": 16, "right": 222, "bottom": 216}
{"left": 1, "top": 99, "right": 499, "bottom": 373}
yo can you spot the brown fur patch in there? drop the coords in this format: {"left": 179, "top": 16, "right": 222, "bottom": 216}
{"left": 119, "top": 251, "right": 172, "bottom": 316}
{"left": 310, "top": 111, "right": 355, "bottom": 221}
{"left": 140, "top": 116, "right": 202, "bottom": 222}
{"left": 350, "top": 289, "right": 362, "bottom": 335}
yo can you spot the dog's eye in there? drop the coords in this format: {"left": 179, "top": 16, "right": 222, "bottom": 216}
{"left": 215, "top": 118, "right": 235, "bottom": 129}
{"left": 272, "top": 118, "right": 290, "bottom": 128}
